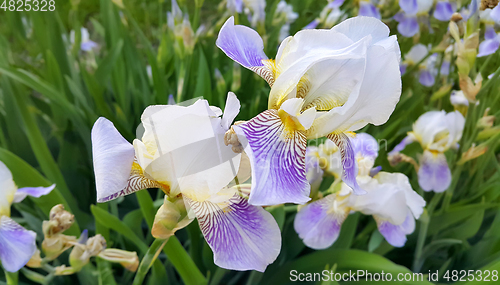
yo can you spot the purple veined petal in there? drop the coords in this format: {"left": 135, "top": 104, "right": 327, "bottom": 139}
{"left": 358, "top": 3, "right": 381, "bottom": 19}
{"left": 477, "top": 38, "right": 500, "bottom": 57}
{"left": 376, "top": 211, "right": 415, "bottom": 247}
{"left": 418, "top": 150, "right": 451, "bottom": 192}
{"left": 434, "top": 2, "right": 455, "bottom": 21}
{"left": 389, "top": 135, "right": 415, "bottom": 156}
{"left": 397, "top": 16, "right": 419, "bottom": 38}
{"left": 233, "top": 110, "right": 311, "bottom": 205}
{"left": 304, "top": 19, "right": 320, "bottom": 30}
{"left": 419, "top": 69, "right": 435, "bottom": 87}
{"left": 400, "top": 63, "right": 408, "bottom": 75}
{"left": 0, "top": 216, "right": 37, "bottom": 272}
{"left": 327, "top": 133, "right": 366, "bottom": 195}
{"left": 400, "top": 0, "right": 418, "bottom": 15}
{"left": 188, "top": 194, "right": 281, "bottom": 272}
{"left": 294, "top": 195, "right": 347, "bottom": 249}
{"left": 216, "top": 17, "right": 274, "bottom": 85}
{"left": 12, "top": 184, "right": 56, "bottom": 204}
{"left": 328, "top": 0, "right": 345, "bottom": 9}
{"left": 81, "top": 40, "right": 98, "bottom": 52}
{"left": 491, "top": 4, "right": 500, "bottom": 24}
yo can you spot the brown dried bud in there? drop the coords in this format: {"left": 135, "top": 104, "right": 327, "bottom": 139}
{"left": 44, "top": 204, "right": 74, "bottom": 236}
{"left": 480, "top": 0, "right": 499, "bottom": 10}
{"left": 224, "top": 123, "right": 245, "bottom": 153}
{"left": 451, "top": 12, "right": 463, "bottom": 22}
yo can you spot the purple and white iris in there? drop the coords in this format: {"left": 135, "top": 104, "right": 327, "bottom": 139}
{"left": 400, "top": 44, "right": 443, "bottom": 87}
{"left": 91, "top": 93, "right": 280, "bottom": 272}
{"left": 69, "top": 28, "right": 98, "bottom": 52}
{"left": 395, "top": 0, "right": 433, "bottom": 37}
{"left": 0, "top": 161, "right": 55, "bottom": 272}
{"left": 295, "top": 133, "right": 425, "bottom": 249}
{"left": 389, "top": 110, "right": 465, "bottom": 192}
{"left": 217, "top": 16, "right": 402, "bottom": 205}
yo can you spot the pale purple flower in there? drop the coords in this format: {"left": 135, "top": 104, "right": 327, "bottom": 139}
{"left": 395, "top": 0, "right": 433, "bottom": 37}
{"left": 70, "top": 28, "right": 98, "bottom": 52}
{"left": 389, "top": 111, "right": 465, "bottom": 192}
{"left": 91, "top": 93, "right": 280, "bottom": 271}
{"left": 217, "top": 16, "right": 402, "bottom": 205}
{"left": 0, "top": 161, "right": 54, "bottom": 272}
{"left": 358, "top": 1, "right": 381, "bottom": 19}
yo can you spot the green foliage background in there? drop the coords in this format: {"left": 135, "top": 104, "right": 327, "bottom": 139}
{"left": 0, "top": 0, "right": 499, "bottom": 284}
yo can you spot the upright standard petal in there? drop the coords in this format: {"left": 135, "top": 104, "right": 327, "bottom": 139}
{"left": 221, "top": 92, "right": 241, "bottom": 131}
{"left": 399, "top": 0, "right": 418, "bottom": 15}
{"left": 376, "top": 211, "right": 415, "bottom": 247}
{"left": 0, "top": 216, "right": 37, "bottom": 272}
{"left": 188, "top": 194, "right": 280, "bottom": 272}
{"left": 327, "top": 133, "right": 366, "bottom": 195}
{"left": 330, "top": 16, "right": 390, "bottom": 44}
{"left": 309, "top": 44, "right": 401, "bottom": 137}
{"left": 0, "top": 162, "right": 17, "bottom": 217}
{"left": 419, "top": 69, "right": 435, "bottom": 87}
{"left": 12, "top": 184, "right": 56, "bottom": 204}
{"left": 358, "top": 3, "right": 381, "bottom": 19}
{"left": 233, "top": 110, "right": 311, "bottom": 205}
{"left": 92, "top": 118, "right": 149, "bottom": 202}
{"left": 216, "top": 17, "right": 273, "bottom": 85}
{"left": 418, "top": 150, "right": 451, "bottom": 192}
{"left": 294, "top": 195, "right": 348, "bottom": 249}
{"left": 434, "top": 2, "right": 455, "bottom": 21}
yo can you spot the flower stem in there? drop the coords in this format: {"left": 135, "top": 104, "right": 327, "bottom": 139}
{"left": 4, "top": 269, "right": 18, "bottom": 285}
{"left": 133, "top": 238, "right": 168, "bottom": 285}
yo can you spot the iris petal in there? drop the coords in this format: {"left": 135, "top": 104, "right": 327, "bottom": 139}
{"left": 234, "top": 110, "right": 311, "bottom": 205}
{"left": 294, "top": 195, "right": 347, "bottom": 249}
{"left": 376, "top": 211, "right": 415, "bottom": 247}
{"left": 418, "top": 150, "right": 451, "bottom": 192}
{"left": 0, "top": 216, "right": 37, "bottom": 272}
{"left": 12, "top": 184, "right": 56, "bottom": 204}
{"left": 216, "top": 17, "right": 273, "bottom": 85}
{"left": 327, "top": 133, "right": 366, "bottom": 195}
{"left": 188, "top": 194, "right": 280, "bottom": 272}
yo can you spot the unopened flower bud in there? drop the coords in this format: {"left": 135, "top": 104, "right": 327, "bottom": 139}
{"left": 42, "top": 234, "right": 77, "bottom": 260}
{"left": 44, "top": 204, "right": 74, "bottom": 237}
{"left": 151, "top": 196, "right": 193, "bottom": 239}
{"left": 98, "top": 249, "right": 139, "bottom": 272}
{"left": 69, "top": 234, "right": 106, "bottom": 272}
{"left": 451, "top": 12, "right": 463, "bottom": 22}
{"left": 26, "top": 249, "right": 42, "bottom": 268}
{"left": 458, "top": 144, "right": 488, "bottom": 165}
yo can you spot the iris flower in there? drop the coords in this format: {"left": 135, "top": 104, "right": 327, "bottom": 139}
{"left": 91, "top": 94, "right": 280, "bottom": 272}
{"left": 389, "top": 110, "right": 465, "bottom": 192}
{"left": 69, "top": 28, "right": 98, "bottom": 52}
{"left": 217, "top": 16, "right": 401, "bottom": 205}
{"left": 0, "top": 161, "right": 55, "bottom": 272}
{"left": 295, "top": 133, "right": 425, "bottom": 249}
{"left": 477, "top": 26, "right": 500, "bottom": 57}
{"left": 395, "top": 0, "right": 433, "bottom": 37}
{"left": 358, "top": 0, "right": 381, "bottom": 19}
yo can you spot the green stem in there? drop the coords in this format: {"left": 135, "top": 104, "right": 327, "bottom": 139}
{"left": 412, "top": 209, "right": 430, "bottom": 272}
{"left": 4, "top": 269, "right": 18, "bottom": 285}
{"left": 163, "top": 237, "right": 207, "bottom": 285}
{"left": 133, "top": 238, "right": 168, "bottom": 285}
{"left": 20, "top": 268, "right": 46, "bottom": 284}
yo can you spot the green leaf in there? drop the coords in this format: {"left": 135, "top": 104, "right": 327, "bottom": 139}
{"left": 91, "top": 204, "right": 148, "bottom": 254}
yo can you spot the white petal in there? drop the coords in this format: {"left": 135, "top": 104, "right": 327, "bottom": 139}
{"left": 221, "top": 92, "right": 241, "bottom": 131}
{"left": 91, "top": 118, "right": 136, "bottom": 202}
{"left": 330, "top": 16, "right": 390, "bottom": 45}
{"left": 309, "top": 44, "right": 401, "bottom": 137}
{"left": 0, "top": 162, "right": 16, "bottom": 217}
